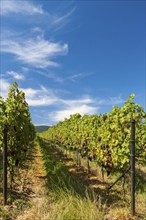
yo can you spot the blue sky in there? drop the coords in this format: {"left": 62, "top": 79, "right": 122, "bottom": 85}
{"left": 0, "top": 0, "right": 145, "bottom": 125}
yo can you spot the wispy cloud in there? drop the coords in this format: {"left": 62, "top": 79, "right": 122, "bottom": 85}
{"left": 7, "top": 71, "right": 25, "bottom": 80}
{"left": 0, "top": 78, "right": 10, "bottom": 99}
{"left": 1, "top": 0, "right": 44, "bottom": 15}
{"left": 69, "top": 73, "right": 85, "bottom": 81}
{"left": 23, "top": 86, "right": 99, "bottom": 118}
{"left": 23, "top": 86, "right": 59, "bottom": 106}
{"left": 30, "top": 69, "right": 64, "bottom": 83}
{"left": 99, "top": 96, "right": 125, "bottom": 105}
{"left": 1, "top": 36, "right": 68, "bottom": 68}
{"left": 52, "top": 7, "right": 76, "bottom": 32}
{"left": 0, "top": 78, "right": 125, "bottom": 123}
{"left": 67, "top": 72, "right": 94, "bottom": 82}
{"left": 61, "top": 96, "right": 95, "bottom": 105}
{"left": 50, "top": 95, "right": 125, "bottom": 122}
{"left": 0, "top": 78, "right": 57, "bottom": 104}
{"left": 53, "top": 7, "right": 76, "bottom": 25}
{"left": 106, "top": 96, "right": 125, "bottom": 105}
{"left": 34, "top": 71, "right": 92, "bottom": 83}
{"left": 50, "top": 97, "right": 99, "bottom": 122}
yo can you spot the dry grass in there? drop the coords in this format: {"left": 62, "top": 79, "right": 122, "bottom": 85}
{"left": 1, "top": 138, "right": 146, "bottom": 220}
{"left": 15, "top": 186, "right": 105, "bottom": 220}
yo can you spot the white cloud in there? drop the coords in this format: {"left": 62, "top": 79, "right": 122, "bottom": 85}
{"left": 101, "top": 96, "right": 125, "bottom": 105}
{"left": 61, "top": 97, "right": 94, "bottom": 105}
{"left": 7, "top": 71, "right": 25, "bottom": 80}
{"left": 22, "top": 86, "right": 59, "bottom": 106}
{"left": 22, "top": 88, "right": 38, "bottom": 97}
{"left": 53, "top": 7, "right": 76, "bottom": 31}
{"left": 1, "top": 0, "right": 43, "bottom": 15}
{"left": 0, "top": 78, "right": 59, "bottom": 105}
{"left": 69, "top": 73, "right": 85, "bottom": 81}
{"left": 107, "top": 96, "right": 125, "bottom": 105}
{"left": 21, "top": 86, "right": 99, "bottom": 119}
{"left": 50, "top": 96, "right": 99, "bottom": 122}
{"left": 67, "top": 73, "right": 89, "bottom": 82}
{"left": 31, "top": 27, "right": 43, "bottom": 34}
{"left": 0, "top": 78, "right": 10, "bottom": 99}
{"left": 31, "top": 69, "right": 64, "bottom": 83}
{"left": 46, "top": 72, "right": 64, "bottom": 83}
{"left": 49, "top": 95, "right": 125, "bottom": 122}
{"left": 0, "top": 78, "right": 125, "bottom": 124}
{"left": 1, "top": 37, "right": 68, "bottom": 68}
{"left": 51, "top": 104, "right": 99, "bottom": 122}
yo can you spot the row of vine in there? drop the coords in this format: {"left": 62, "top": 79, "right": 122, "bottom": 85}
{"left": 0, "top": 82, "right": 36, "bottom": 188}
{"left": 39, "top": 94, "right": 146, "bottom": 174}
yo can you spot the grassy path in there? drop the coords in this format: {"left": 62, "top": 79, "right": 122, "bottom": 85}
{"left": 38, "top": 138, "right": 146, "bottom": 220}
{"left": 1, "top": 138, "right": 145, "bottom": 219}
{"left": 16, "top": 145, "right": 47, "bottom": 220}
{"left": 0, "top": 142, "right": 48, "bottom": 220}
{"left": 15, "top": 139, "right": 107, "bottom": 220}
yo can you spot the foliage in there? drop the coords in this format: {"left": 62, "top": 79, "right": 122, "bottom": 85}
{"left": 39, "top": 94, "right": 146, "bottom": 171}
{"left": 0, "top": 82, "right": 36, "bottom": 188}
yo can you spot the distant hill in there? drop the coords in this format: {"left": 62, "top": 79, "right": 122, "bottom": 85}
{"left": 35, "top": 125, "right": 50, "bottom": 133}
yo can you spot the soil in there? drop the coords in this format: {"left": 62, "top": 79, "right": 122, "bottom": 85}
{"left": 16, "top": 147, "right": 47, "bottom": 220}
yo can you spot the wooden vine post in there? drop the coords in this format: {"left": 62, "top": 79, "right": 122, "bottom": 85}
{"left": 3, "top": 125, "right": 8, "bottom": 205}
{"left": 131, "top": 119, "right": 135, "bottom": 217}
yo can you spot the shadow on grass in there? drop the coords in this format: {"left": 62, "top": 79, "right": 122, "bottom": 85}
{"left": 0, "top": 153, "right": 2, "bottom": 176}
{"left": 135, "top": 168, "right": 146, "bottom": 193}
{"left": 0, "top": 148, "right": 36, "bottom": 206}
{"left": 38, "top": 138, "right": 123, "bottom": 206}
{"left": 0, "top": 153, "right": 3, "bottom": 201}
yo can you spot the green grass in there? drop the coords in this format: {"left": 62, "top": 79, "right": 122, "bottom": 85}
{"left": 0, "top": 138, "right": 145, "bottom": 220}
{"left": 0, "top": 144, "right": 35, "bottom": 220}
{"left": 37, "top": 137, "right": 146, "bottom": 220}
{"left": 0, "top": 152, "right": 2, "bottom": 176}
{"left": 38, "top": 138, "right": 106, "bottom": 220}
{"left": 0, "top": 152, "right": 2, "bottom": 205}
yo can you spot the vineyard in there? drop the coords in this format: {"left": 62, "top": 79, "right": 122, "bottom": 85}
{"left": 0, "top": 82, "right": 36, "bottom": 215}
{"left": 39, "top": 94, "right": 146, "bottom": 172}
{"left": 0, "top": 84, "right": 146, "bottom": 219}
{"left": 38, "top": 94, "right": 146, "bottom": 219}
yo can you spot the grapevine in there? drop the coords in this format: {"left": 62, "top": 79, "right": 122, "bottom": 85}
{"left": 39, "top": 94, "right": 146, "bottom": 173}
{"left": 0, "top": 82, "right": 36, "bottom": 188}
